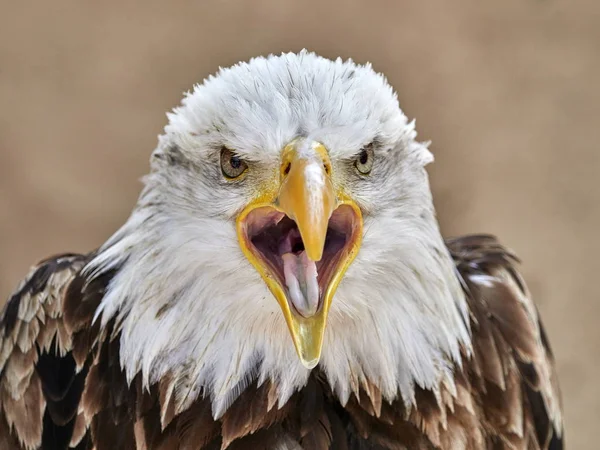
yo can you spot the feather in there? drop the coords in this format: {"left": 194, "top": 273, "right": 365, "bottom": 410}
{"left": 0, "top": 414, "right": 21, "bottom": 449}
{"left": 2, "top": 371, "right": 44, "bottom": 449}
{"left": 158, "top": 373, "right": 176, "bottom": 429}
{"left": 174, "top": 398, "right": 219, "bottom": 448}
{"left": 69, "top": 413, "right": 89, "bottom": 448}
{"left": 299, "top": 410, "right": 332, "bottom": 450}
{"left": 447, "top": 234, "right": 563, "bottom": 448}
{"left": 221, "top": 381, "right": 287, "bottom": 448}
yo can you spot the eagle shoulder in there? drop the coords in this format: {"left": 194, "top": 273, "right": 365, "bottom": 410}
{"left": 447, "top": 234, "right": 563, "bottom": 449}
{"left": 0, "top": 252, "right": 120, "bottom": 450}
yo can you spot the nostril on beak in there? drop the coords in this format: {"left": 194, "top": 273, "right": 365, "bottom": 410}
{"left": 283, "top": 162, "right": 291, "bottom": 176}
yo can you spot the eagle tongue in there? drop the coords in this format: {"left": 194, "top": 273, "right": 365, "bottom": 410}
{"left": 282, "top": 251, "right": 319, "bottom": 317}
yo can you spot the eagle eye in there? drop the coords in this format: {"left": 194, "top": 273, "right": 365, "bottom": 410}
{"left": 220, "top": 147, "right": 248, "bottom": 179}
{"left": 354, "top": 145, "right": 374, "bottom": 175}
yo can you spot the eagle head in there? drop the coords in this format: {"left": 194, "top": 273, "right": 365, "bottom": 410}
{"left": 87, "top": 51, "right": 469, "bottom": 416}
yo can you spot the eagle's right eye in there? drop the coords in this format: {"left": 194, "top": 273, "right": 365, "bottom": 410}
{"left": 354, "top": 144, "right": 374, "bottom": 175}
{"left": 221, "top": 147, "right": 248, "bottom": 179}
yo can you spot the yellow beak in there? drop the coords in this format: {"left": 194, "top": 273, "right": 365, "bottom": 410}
{"left": 278, "top": 141, "right": 336, "bottom": 261}
{"left": 237, "top": 139, "right": 362, "bottom": 369}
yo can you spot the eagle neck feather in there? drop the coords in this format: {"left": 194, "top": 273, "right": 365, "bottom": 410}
{"left": 84, "top": 183, "right": 471, "bottom": 419}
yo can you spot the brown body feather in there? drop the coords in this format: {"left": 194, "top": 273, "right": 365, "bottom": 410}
{"left": 0, "top": 236, "right": 563, "bottom": 449}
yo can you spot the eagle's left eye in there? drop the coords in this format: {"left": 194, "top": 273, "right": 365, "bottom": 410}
{"left": 221, "top": 147, "right": 248, "bottom": 179}
{"left": 355, "top": 145, "right": 374, "bottom": 175}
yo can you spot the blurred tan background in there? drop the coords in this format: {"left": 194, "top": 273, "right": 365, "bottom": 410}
{"left": 0, "top": 0, "right": 598, "bottom": 446}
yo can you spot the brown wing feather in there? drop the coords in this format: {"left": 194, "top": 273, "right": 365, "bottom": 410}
{"left": 0, "top": 253, "right": 125, "bottom": 450}
{"left": 0, "top": 254, "right": 88, "bottom": 449}
{"left": 447, "top": 234, "right": 564, "bottom": 449}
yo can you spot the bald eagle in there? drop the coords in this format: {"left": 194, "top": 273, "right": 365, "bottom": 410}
{"left": 0, "top": 52, "right": 563, "bottom": 450}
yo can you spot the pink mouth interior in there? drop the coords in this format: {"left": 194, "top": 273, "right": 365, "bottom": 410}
{"left": 241, "top": 205, "right": 359, "bottom": 317}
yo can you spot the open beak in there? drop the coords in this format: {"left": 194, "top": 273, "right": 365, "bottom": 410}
{"left": 237, "top": 139, "right": 363, "bottom": 368}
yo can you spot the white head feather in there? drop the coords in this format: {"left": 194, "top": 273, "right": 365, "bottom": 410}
{"left": 86, "top": 51, "right": 471, "bottom": 418}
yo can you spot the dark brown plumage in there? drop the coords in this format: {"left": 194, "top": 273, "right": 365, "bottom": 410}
{"left": 0, "top": 235, "right": 563, "bottom": 449}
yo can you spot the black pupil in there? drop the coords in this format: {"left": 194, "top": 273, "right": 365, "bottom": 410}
{"left": 230, "top": 156, "right": 241, "bottom": 169}
{"left": 359, "top": 151, "right": 369, "bottom": 165}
